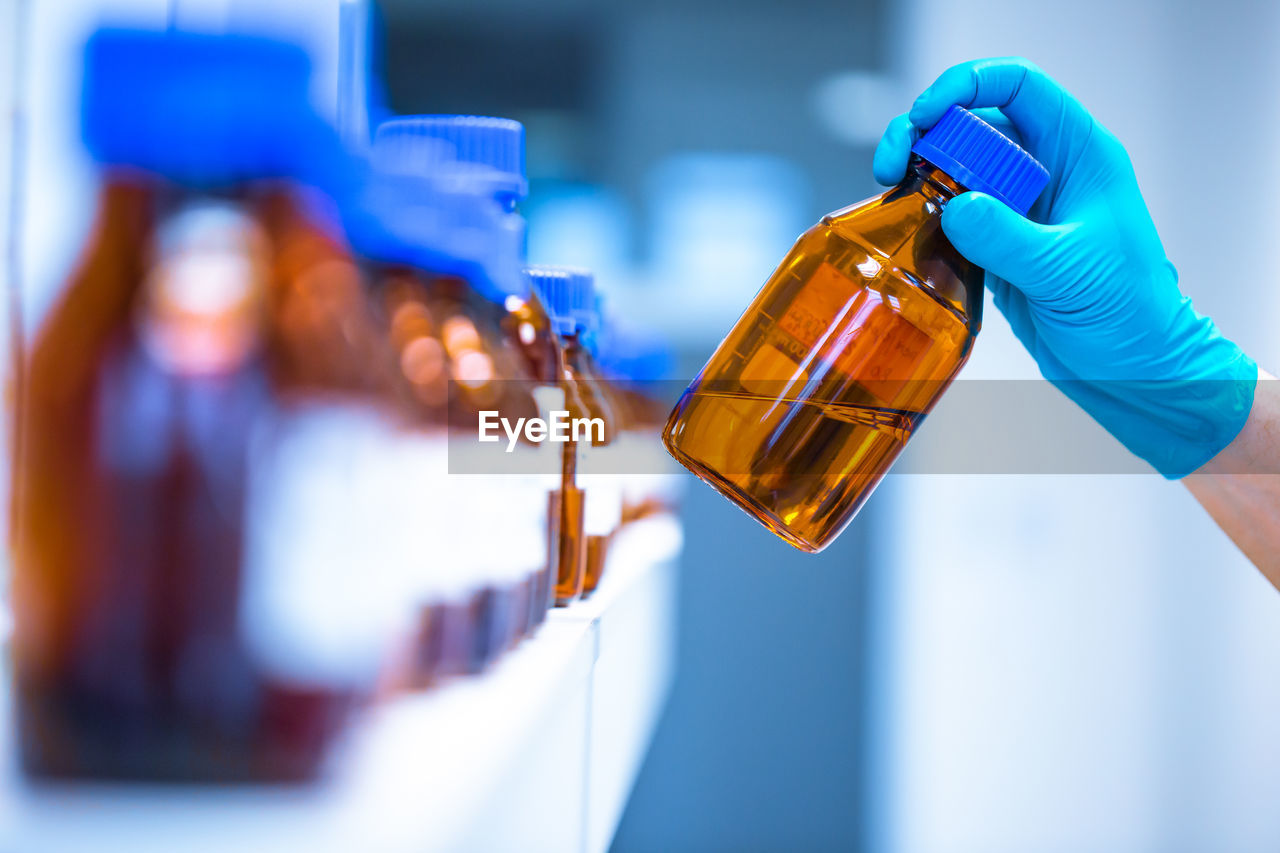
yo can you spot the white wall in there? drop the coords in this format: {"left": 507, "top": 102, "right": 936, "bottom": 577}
{"left": 869, "top": 1, "right": 1280, "bottom": 851}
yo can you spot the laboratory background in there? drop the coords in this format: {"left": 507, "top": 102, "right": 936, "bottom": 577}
{"left": 2, "top": 0, "right": 1280, "bottom": 852}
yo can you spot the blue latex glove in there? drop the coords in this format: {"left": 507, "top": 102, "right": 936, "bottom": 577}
{"left": 873, "top": 57, "right": 1257, "bottom": 478}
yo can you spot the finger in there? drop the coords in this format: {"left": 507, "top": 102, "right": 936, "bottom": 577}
{"left": 909, "top": 57, "right": 1086, "bottom": 141}
{"left": 872, "top": 113, "right": 918, "bottom": 186}
{"left": 941, "top": 191, "right": 1070, "bottom": 300}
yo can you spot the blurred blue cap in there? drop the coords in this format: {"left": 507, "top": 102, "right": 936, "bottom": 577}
{"left": 376, "top": 115, "right": 527, "bottom": 204}
{"left": 370, "top": 124, "right": 457, "bottom": 178}
{"left": 82, "top": 28, "right": 352, "bottom": 193}
{"left": 525, "top": 266, "right": 594, "bottom": 336}
{"left": 346, "top": 167, "right": 527, "bottom": 304}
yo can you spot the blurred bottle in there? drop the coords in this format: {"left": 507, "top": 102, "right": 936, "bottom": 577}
{"left": 575, "top": 292, "right": 625, "bottom": 598}
{"left": 351, "top": 126, "right": 548, "bottom": 686}
{"left": 526, "top": 267, "right": 620, "bottom": 604}
{"left": 373, "top": 115, "right": 567, "bottom": 627}
{"left": 11, "top": 29, "right": 365, "bottom": 781}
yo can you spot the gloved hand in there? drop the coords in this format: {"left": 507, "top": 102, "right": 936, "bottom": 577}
{"left": 873, "top": 57, "right": 1257, "bottom": 478}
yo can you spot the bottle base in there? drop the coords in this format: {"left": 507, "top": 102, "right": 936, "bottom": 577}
{"left": 15, "top": 677, "right": 345, "bottom": 783}
{"left": 662, "top": 437, "right": 824, "bottom": 553}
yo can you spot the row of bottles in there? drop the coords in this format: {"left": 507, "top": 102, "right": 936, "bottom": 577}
{"left": 10, "top": 28, "right": 676, "bottom": 782}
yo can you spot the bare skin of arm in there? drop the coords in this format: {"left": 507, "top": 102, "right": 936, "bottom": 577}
{"left": 1184, "top": 369, "right": 1280, "bottom": 590}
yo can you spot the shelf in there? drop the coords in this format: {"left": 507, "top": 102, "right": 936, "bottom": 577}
{"left": 0, "top": 515, "right": 682, "bottom": 853}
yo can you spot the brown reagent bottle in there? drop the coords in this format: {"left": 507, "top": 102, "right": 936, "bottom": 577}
{"left": 663, "top": 107, "right": 1048, "bottom": 552}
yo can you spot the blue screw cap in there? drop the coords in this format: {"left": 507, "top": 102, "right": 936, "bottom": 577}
{"left": 370, "top": 127, "right": 456, "bottom": 178}
{"left": 526, "top": 266, "right": 594, "bottom": 337}
{"left": 345, "top": 170, "right": 527, "bottom": 304}
{"left": 912, "top": 105, "right": 1049, "bottom": 215}
{"left": 82, "top": 28, "right": 349, "bottom": 191}
{"left": 376, "top": 115, "right": 527, "bottom": 204}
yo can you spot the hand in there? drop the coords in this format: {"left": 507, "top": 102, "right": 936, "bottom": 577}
{"left": 873, "top": 57, "right": 1257, "bottom": 478}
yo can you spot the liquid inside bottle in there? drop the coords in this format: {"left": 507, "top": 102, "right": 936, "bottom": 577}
{"left": 663, "top": 108, "right": 1048, "bottom": 552}
{"left": 565, "top": 326, "right": 622, "bottom": 598}
{"left": 553, "top": 483, "right": 587, "bottom": 605}
{"left": 552, "top": 342, "right": 595, "bottom": 607}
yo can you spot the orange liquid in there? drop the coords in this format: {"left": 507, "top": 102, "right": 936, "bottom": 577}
{"left": 582, "top": 534, "right": 609, "bottom": 596}
{"left": 663, "top": 162, "right": 982, "bottom": 552}
{"left": 554, "top": 481, "right": 587, "bottom": 606}
{"left": 559, "top": 333, "right": 619, "bottom": 599}
{"left": 537, "top": 489, "right": 561, "bottom": 617}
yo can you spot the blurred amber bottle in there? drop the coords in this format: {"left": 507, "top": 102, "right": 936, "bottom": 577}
{"left": 374, "top": 116, "right": 567, "bottom": 643}
{"left": 663, "top": 107, "right": 1048, "bottom": 552}
{"left": 356, "top": 121, "right": 556, "bottom": 686}
{"left": 526, "top": 267, "right": 619, "bottom": 604}
{"left": 10, "top": 30, "right": 364, "bottom": 781}
{"left": 573, "top": 293, "right": 625, "bottom": 598}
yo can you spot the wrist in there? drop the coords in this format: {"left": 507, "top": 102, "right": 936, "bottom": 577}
{"left": 1192, "top": 364, "right": 1273, "bottom": 477}
{"left": 1147, "top": 348, "right": 1257, "bottom": 479}
{"left": 1121, "top": 306, "right": 1257, "bottom": 478}
{"left": 1064, "top": 344, "right": 1256, "bottom": 479}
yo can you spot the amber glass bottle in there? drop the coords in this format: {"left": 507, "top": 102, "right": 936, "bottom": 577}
{"left": 375, "top": 115, "right": 565, "bottom": 630}
{"left": 663, "top": 107, "right": 1048, "bottom": 552}
{"left": 575, "top": 298, "right": 625, "bottom": 597}
{"left": 11, "top": 30, "right": 362, "bottom": 780}
{"left": 526, "top": 267, "right": 617, "bottom": 605}
{"left": 345, "top": 166, "right": 540, "bottom": 681}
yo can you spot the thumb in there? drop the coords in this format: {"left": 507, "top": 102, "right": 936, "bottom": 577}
{"left": 942, "top": 192, "right": 1065, "bottom": 297}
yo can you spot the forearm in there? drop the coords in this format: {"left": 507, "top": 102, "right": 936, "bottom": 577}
{"left": 1183, "top": 368, "right": 1280, "bottom": 589}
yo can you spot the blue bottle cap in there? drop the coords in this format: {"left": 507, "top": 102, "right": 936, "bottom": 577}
{"left": 525, "top": 266, "right": 594, "bottom": 337}
{"left": 81, "top": 28, "right": 350, "bottom": 192}
{"left": 911, "top": 105, "right": 1049, "bottom": 215}
{"left": 345, "top": 170, "right": 525, "bottom": 304}
{"left": 370, "top": 128, "right": 457, "bottom": 178}
{"left": 376, "top": 115, "right": 527, "bottom": 204}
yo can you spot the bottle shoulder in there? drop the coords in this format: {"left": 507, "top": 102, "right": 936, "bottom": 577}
{"left": 813, "top": 184, "right": 982, "bottom": 327}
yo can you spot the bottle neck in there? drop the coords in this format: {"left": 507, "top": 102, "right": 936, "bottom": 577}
{"left": 561, "top": 330, "right": 601, "bottom": 384}
{"left": 136, "top": 195, "right": 268, "bottom": 375}
{"left": 907, "top": 157, "right": 966, "bottom": 206}
{"left": 503, "top": 289, "right": 562, "bottom": 385}
{"left": 561, "top": 329, "right": 586, "bottom": 357}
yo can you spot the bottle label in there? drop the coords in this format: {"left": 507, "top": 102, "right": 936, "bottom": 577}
{"left": 776, "top": 261, "right": 932, "bottom": 401}
{"left": 138, "top": 202, "right": 267, "bottom": 376}
{"left": 241, "top": 403, "right": 409, "bottom": 687}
